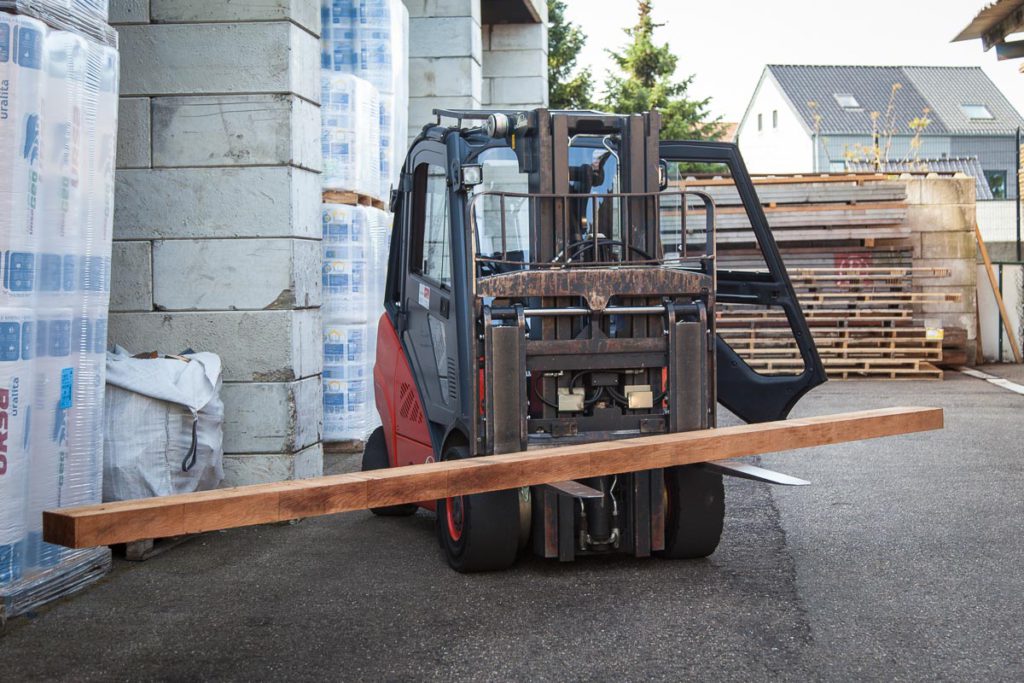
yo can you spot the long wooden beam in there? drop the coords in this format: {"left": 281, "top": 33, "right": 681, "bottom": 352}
{"left": 44, "top": 407, "right": 943, "bottom": 549}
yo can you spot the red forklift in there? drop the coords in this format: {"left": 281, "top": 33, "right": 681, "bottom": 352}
{"left": 364, "top": 108, "right": 827, "bottom": 571}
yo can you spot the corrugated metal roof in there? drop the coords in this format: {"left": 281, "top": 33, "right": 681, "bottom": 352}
{"left": 953, "top": 0, "right": 1024, "bottom": 43}
{"left": 767, "top": 64, "right": 1024, "bottom": 136}
{"left": 846, "top": 156, "right": 995, "bottom": 199}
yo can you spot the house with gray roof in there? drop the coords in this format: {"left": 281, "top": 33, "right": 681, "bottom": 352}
{"left": 736, "top": 65, "right": 1024, "bottom": 199}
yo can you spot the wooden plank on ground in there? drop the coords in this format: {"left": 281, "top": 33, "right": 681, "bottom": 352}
{"left": 44, "top": 407, "right": 943, "bottom": 549}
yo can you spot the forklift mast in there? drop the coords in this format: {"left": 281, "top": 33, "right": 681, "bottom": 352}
{"left": 469, "top": 109, "right": 718, "bottom": 455}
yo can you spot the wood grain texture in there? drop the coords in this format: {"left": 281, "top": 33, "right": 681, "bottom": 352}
{"left": 43, "top": 407, "right": 943, "bottom": 548}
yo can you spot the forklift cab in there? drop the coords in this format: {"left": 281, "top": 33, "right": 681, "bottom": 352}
{"left": 370, "top": 108, "right": 826, "bottom": 571}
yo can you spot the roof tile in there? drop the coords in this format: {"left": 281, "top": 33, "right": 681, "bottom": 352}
{"left": 767, "top": 64, "right": 1024, "bottom": 136}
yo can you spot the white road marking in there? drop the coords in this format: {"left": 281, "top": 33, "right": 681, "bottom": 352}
{"left": 956, "top": 367, "right": 1024, "bottom": 396}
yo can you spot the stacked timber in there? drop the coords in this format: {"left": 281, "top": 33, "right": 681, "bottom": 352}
{"left": 670, "top": 174, "right": 965, "bottom": 380}
{"left": 717, "top": 267, "right": 954, "bottom": 380}
{"left": 678, "top": 174, "right": 908, "bottom": 245}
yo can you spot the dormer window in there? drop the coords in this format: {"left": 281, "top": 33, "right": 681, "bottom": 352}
{"left": 961, "top": 103, "right": 994, "bottom": 120}
{"left": 833, "top": 93, "right": 860, "bottom": 109}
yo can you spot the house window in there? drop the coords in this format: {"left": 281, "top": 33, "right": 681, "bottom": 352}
{"left": 984, "top": 170, "right": 1007, "bottom": 199}
{"left": 961, "top": 104, "right": 994, "bottom": 120}
{"left": 772, "top": 110, "right": 778, "bottom": 128}
{"left": 757, "top": 113, "right": 763, "bottom": 131}
{"left": 833, "top": 93, "right": 860, "bottom": 109}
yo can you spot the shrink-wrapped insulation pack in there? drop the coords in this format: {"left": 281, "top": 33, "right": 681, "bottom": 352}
{"left": 321, "top": 204, "right": 391, "bottom": 441}
{"left": 320, "top": 0, "right": 406, "bottom": 442}
{"left": 321, "top": 0, "right": 408, "bottom": 200}
{"left": 0, "top": 3, "right": 116, "bottom": 617}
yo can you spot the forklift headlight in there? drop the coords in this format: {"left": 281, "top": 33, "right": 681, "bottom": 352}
{"left": 461, "top": 164, "right": 483, "bottom": 188}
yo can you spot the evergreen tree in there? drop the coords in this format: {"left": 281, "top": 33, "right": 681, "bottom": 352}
{"left": 547, "top": 0, "right": 594, "bottom": 110}
{"left": 603, "top": 1, "right": 722, "bottom": 140}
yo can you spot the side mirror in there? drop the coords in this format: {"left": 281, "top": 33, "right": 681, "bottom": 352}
{"left": 389, "top": 188, "right": 400, "bottom": 213}
{"left": 658, "top": 160, "right": 669, "bottom": 191}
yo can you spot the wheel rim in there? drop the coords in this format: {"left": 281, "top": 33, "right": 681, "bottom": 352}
{"left": 446, "top": 496, "right": 465, "bottom": 542}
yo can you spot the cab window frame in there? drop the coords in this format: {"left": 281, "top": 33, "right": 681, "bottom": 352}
{"left": 409, "top": 161, "right": 453, "bottom": 290}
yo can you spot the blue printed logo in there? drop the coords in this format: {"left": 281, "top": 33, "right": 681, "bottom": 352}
{"left": 60, "top": 367, "right": 74, "bottom": 409}
{"left": 52, "top": 402, "right": 68, "bottom": 446}
{"left": 23, "top": 113, "right": 40, "bottom": 165}
{"left": 1, "top": 23, "right": 10, "bottom": 63}
{"left": 16, "top": 26, "right": 42, "bottom": 70}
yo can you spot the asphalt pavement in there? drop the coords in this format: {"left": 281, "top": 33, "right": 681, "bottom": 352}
{"left": 1, "top": 371, "right": 1022, "bottom": 681}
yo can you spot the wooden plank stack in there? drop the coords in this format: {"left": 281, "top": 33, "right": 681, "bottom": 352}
{"left": 678, "top": 174, "right": 908, "bottom": 245}
{"left": 671, "top": 174, "right": 965, "bottom": 380}
{"left": 717, "top": 267, "right": 955, "bottom": 380}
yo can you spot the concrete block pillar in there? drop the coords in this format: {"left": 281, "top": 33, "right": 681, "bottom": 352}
{"left": 482, "top": 1, "right": 548, "bottom": 109}
{"left": 404, "top": 0, "right": 483, "bottom": 142}
{"left": 108, "top": 0, "right": 324, "bottom": 485}
{"left": 905, "top": 176, "right": 979, "bottom": 361}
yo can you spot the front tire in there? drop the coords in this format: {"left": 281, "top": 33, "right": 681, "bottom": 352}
{"left": 658, "top": 465, "right": 725, "bottom": 559}
{"left": 436, "top": 445, "right": 520, "bottom": 572}
{"left": 361, "top": 427, "right": 417, "bottom": 517}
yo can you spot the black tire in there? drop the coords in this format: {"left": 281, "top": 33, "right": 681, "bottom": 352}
{"left": 361, "top": 427, "right": 417, "bottom": 517}
{"left": 658, "top": 465, "right": 725, "bottom": 559}
{"left": 436, "top": 445, "right": 520, "bottom": 572}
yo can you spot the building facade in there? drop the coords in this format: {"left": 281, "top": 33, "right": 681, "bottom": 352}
{"left": 737, "top": 65, "right": 1024, "bottom": 200}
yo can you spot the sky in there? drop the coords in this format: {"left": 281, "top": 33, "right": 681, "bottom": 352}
{"left": 562, "top": 0, "right": 1024, "bottom": 124}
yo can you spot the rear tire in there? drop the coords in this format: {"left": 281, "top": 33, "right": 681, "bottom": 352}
{"left": 361, "top": 427, "right": 417, "bottom": 517}
{"left": 658, "top": 465, "right": 724, "bottom": 559}
{"left": 436, "top": 445, "right": 520, "bottom": 572}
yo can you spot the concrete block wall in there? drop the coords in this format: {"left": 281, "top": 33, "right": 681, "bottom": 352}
{"left": 482, "top": 16, "right": 548, "bottom": 109}
{"left": 904, "top": 176, "right": 979, "bottom": 360}
{"left": 404, "top": 0, "right": 483, "bottom": 142}
{"left": 109, "top": 0, "right": 324, "bottom": 485}
{"left": 403, "top": 0, "right": 550, "bottom": 142}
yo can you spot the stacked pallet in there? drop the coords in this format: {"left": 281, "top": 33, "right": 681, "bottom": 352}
{"left": 669, "top": 174, "right": 965, "bottom": 380}
{"left": 677, "top": 174, "right": 908, "bottom": 245}
{"left": 717, "top": 267, "right": 956, "bottom": 380}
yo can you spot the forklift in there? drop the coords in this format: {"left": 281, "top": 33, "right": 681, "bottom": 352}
{"left": 363, "top": 108, "right": 828, "bottom": 572}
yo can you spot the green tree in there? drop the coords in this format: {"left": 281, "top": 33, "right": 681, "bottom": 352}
{"left": 547, "top": 0, "right": 594, "bottom": 110}
{"left": 603, "top": 1, "right": 722, "bottom": 140}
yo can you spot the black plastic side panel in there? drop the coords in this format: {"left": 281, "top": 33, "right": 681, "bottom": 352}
{"left": 658, "top": 141, "right": 827, "bottom": 423}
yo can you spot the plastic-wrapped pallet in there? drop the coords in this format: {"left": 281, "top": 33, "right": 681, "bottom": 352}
{"left": 322, "top": 323, "right": 373, "bottom": 440}
{"left": 321, "top": 0, "right": 408, "bottom": 200}
{"left": 366, "top": 1, "right": 407, "bottom": 199}
{"left": 321, "top": 73, "right": 380, "bottom": 198}
{"left": 0, "top": 10, "right": 115, "bottom": 620}
{"left": 321, "top": 204, "right": 392, "bottom": 442}
{"left": 322, "top": 203, "right": 370, "bottom": 323}
{"left": 0, "top": 9, "right": 46, "bottom": 590}
{"left": 0, "top": 0, "right": 116, "bottom": 47}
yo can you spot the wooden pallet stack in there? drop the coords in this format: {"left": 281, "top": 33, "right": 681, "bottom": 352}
{"left": 671, "top": 174, "right": 964, "bottom": 380}
{"left": 716, "top": 267, "right": 955, "bottom": 379}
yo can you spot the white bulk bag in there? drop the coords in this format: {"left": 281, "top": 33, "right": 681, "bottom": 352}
{"left": 102, "top": 347, "right": 224, "bottom": 501}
